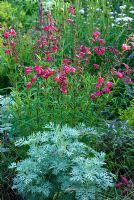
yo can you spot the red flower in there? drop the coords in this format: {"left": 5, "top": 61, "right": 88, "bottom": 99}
{"left": 85, "top": 58, "right": 89, "bottom": 63}
{"left": 93, "top": 64, "right": 99, "bottom": 69}
{"left": 63, "top": 59, "right": 71, "bottom": 64}
{"left": 122, "top": 44, "right": 131, "bottom": 51}
{"left": 25, "top": 67, "right": 33, "bottom": 75}
{"left": 31, "top": 75, "right": 37, "bottom": 83}
{"left": 114, "top": 71, "right": 123, "bottom": 78}
{"left": 9, "top": 29, "right": 16, "bottom": 37}
{"left": 93, "top": 31, "right": 100, "bottom": 38}
{"left": 5, "top": 49, "right": 11, "bottom": 54}
{"left": 122, "top": 63, "right": 129, "bottom": 70}
{"left": 26, "top": 82, "right": 31, "bottom": 89}
{"left": 67, "top": 18, "right": 74, "bottom": 24}
{"left": 43, "top": 25, "right": 58, "bottom": 32}
{"left": 34, "top": 66, "right": 43, "bottom": 75}
{"left": 95, "top": 90, "right": 102, "bottom": 97}
{"left": 106, "top": 81, "right": 113, "bottom": 88}
{"left": 96, "top": 83, "right": 101, "bottom": 88}
{"left": 10, "top": 40, "right": 15, "bottom": 47}
{"left": 90, "top": 93, "right": 96, "bottom": 100}
{"left": 98, "top": 38, "right": 105, "bottom": 44}
{"left": 68, "top": 7, "right": 75, "bottom": 15}
{"left": 98, "top": 77, "right": 105, "bottom": 83}
{"left": 108, "top": 46, "right": 118, "bottom": 54}
{"left": 3, "top": 31, "right": 9, "bottom": 39}
{"left": 80, "top": 52, "right": 86, "bottom": 58}
{"left": 51, "top": 45, "right": 58, "bottom": 52}
{"left": 103, "top": 87, "right": 110, "bottom": 93}
{"left": 47, "top": 56, "right": 53, "bottom": 62}
{"left": 94, "top": 46, "right": 106, "bottom": 55}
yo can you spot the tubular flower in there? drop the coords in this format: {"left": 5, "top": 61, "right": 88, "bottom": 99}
{"left": 25, "top": 67, "right": 33, "bottom": 75}
{"left": 122, "top": 44, "right": 131, "bottom": 51}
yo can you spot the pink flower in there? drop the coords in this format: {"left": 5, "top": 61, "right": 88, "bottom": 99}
{"left": 77, "top": 66, "right": 83, "bottom": 73}
{"left": 50, "top": 25, "right": 58, "bottom": 32}
{"left": 96, "top": 83, "right": 101, "bottom": 88}
{"left": 90, "top": 93, "right": 96, "bottom": 100}
{"left": 31, "top": 75, "right": 37, "bottom": 83}
{"left": 43, "top": 25, "right": 49, "bottom": 31}
{"left": 47, "top": 56, "right": 53, "bottom": 62}
{"left": 85, "top": 58, "right": 89, "bottom": 63}
{"left": 54, "top": 74, "right": 60, "bottom": 83}
{"left": 98, "top": 38, "right": 105, "bottom": 44}
{"left": 43, "top": 25, "right": 58, "bottom": 32}
{"left": 63, "top": 59, "right": 71, "bottom": 64}
{"left": 61, "top": 88, "right": 67, "bottom": 94}
{"left": 68, "top": 7, "right": 75, "bottom": 15}
{"left": 122, "top": 63, "right": 129, "bottom": 70}
{"left": 80, "top": 45, "right": 91, "bottom": 54}
{"left": 95, "top": 90, "right": 102, "bottom": 97}
{"left": 34, "top": 66, "right": 43, "bottom": 75}
{"left": 51, "top": 45, "right": 58, "bottom": 52}
{"left": 5, "top": 49, "right": 11, "bottom": 54}
{"left": 9, "top": 29, "right": 16, "bottom": 37}
{"left": 94, "top": 46, "right": 106, "bottom": 55}
{"left": 108, "top": 46, "right": 118, "bottom": 54}
{"left": 93, "top": 31, "right": 100, "bottom": 38}
{"left": 42, "top": 41, "right": 47, "bottom": 46}
{"left": 122, "top": 44, "right": 131, "bottom": 51}
{"left": 25, "top": 67, "right": 33, "bottom": 75}
{"left": 3, "top": 31, "right": 9, "bottom": 39}
{"left": 103, "top": 87, "right": 110, "bottom": 93}
{"left": 93, "top": 64, "right": 99, "bottom": 69}
{"left": 26, "top": 82, "right": 31, "bottom": 89}
{"left": 42, "top": 68, "right": 54, "bottom": 79}
{"left": 92, "top": 38, "right": 96, "bottom": 43}
{"left": 106, "top": 81, "right": 113, "bottom": 88}
{"left": 62, "top": 65, "right": 76, "bottom": 74}
{"left": 98, "top": 77, "right": 105, "bottom": 83}
{"left": 114, "top": 71, "right": 123, "bottom": 78}
{"left": 48, "top": 68, "right": 55, "bottom": 75}
{"left": 80, "top": 52, "right": 86, "bottom": 58}
{"left": 67, "top": 18, "right": 74, "bottom": 24}
{"left": 10, "top": 40, "right": 15, "bottom": 47}
{"left": 70, "top": 67, "right": 76, "bottom": 74}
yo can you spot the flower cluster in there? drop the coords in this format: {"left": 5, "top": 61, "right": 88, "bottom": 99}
{"left": 54, "top": 59, "right": 76, "bottom": 94}
{"left": 116, "top": 176, "right": 132, "bottom": 195}
{"left": 25, "top": 60, "right": 76, "bottom": 93}
{"left": 113, "top": 63, "right": 133, "bottom": 83}
{"left": 92, "top": 31, "right": 106, "bottom": 55}
{"left": 76, "top": 45, "right": 91, "bottom": 65}
{"left": 3, "top": 29, "right": 16, "bottom": 55}
{"left": 34, "top": 11, "right": 60, "bottom": 62}
{"left": 90, "top": 77, "right": 113, "bottom": 100}
{"left": 67, "top": 6, "right": 75, "bottom": 24}
{"left": 25, "top": 66, "right": 54, "bottom": 89}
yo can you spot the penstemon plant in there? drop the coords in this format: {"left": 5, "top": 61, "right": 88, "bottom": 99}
{"left": 1, "top": 3, "right": 133, "bottom": 136}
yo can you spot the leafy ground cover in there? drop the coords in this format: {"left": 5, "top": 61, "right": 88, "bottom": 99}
{"left": 0, "top": 0, "right": 134, "bottom": 200}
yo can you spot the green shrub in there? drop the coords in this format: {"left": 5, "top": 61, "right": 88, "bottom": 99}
{"left": 119, "top": 100, "right": 134, "bottom": 126}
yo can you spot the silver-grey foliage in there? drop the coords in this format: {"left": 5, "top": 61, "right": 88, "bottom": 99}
{"left": 10, "top": 125, "right": 114, "bottom": 200}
